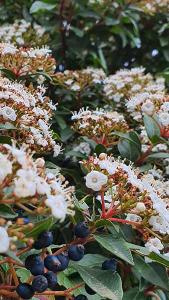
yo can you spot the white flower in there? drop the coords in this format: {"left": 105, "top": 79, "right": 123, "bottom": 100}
{"left": 38, "top": 119, "right": 50, "bottom": 135}
{"left": 36, "top": 178, "right": 51, "bottom": 195}
{"left": 148, "top": 215, "right": 168, "bottom": 234}
{"left": 113, "top": 93, "right": 122, "bottom": 102}
{"left": 126, "top": 214, "right": 142, "bottom": 222}
{"left": 65, "top": 79, "right": 73, "bottom": 85}
{"left": 1, "top": 106, "right": 17, "bottom": 121}
{"left": 4, "top": 143, "right": 27, "bottom": 167}
{"left": 71, "top": 84, "right": 81, "bottom": 91}
{"left": 0, "top": 154, "right": 12, "bottom": 183}
{"left": 53, "top": 144, "right": 62, "bottom": 157}
{"left": 35, "top": 158, "right": 45, "bottom": 168}
{"left": 145, "top": 237, "right": 164, "bottom": 253}
{"left": 76, "top": 142, "right": 91, "bottom": 155}
{"left": 14, "top": 177, "right": 36, "bottom": 197}
{"left": 158, "top": 112, "right": 169, "bottom": 126}
{"left": 45, "top": 194, "right": 67, "bottom": 220}
{"left": 135, "top": 202, "right": 146, "bottom": 212}
{"left": 141, "top": 100, "right": 154, "bottom": 115}
{"left": 0, "top": 43, "right": 17, "bottom": 54}
{"left": 85, "top": 170, "right": 108, "bottom": 191}
{"left": 0, "top": 227, "right": 10, "bottom": 253}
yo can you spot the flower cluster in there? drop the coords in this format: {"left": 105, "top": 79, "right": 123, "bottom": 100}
{"left": 0, "top": 43, "right": 56, "bottom": 78}
{"left": 72, "top": 107, "right": 129, "bottom": 145}
{"left": 53, "top": 68, "right": 105, "bottom": 92}
{"left": 82, "top": 153, "right": 169, "bottom": 249}
{"left": 129, "top": 0, "right": 169, "bottom": 14}
{"left": 0, "top": 76, "right": 60, "bottom": 154}
{"left": 0, "top": 19, "right": 48, "bottom": 46}
{"left": 127, "top": 92, "right": 169, "bottom": 130}
{"left": 103, "top": 67, "right": 165, "bottom": 104}
{"left": 0, "top": 143, "right": 74, "bottom": 250}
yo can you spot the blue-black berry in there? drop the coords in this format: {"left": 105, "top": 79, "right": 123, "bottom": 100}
{"left": 55, "top": 64, "right": 65, "bottom": 73}
{"left": 25, "top": 254, "right": 44, "bottom": 275}
{"left": 74, "top": 295, "right": 88, "bottom": 300}
{"left": 56, "top": 253, "right": 69, "bottom": 271}
{"left": 44, "top": 271, "right": 57, "bottom": 290}
{"left": 102, "top": 258, "right": 117, "bottom": 272}
{"left": 34, "top": 231, "right": 53, "bottom": 249}
{"left": 68, "top": 244, "right": 84, "bottom": 261}
{"left": 85, "top": 284, "right": 96, "bottom": 295}
{"left": 16, "top": 283, "right": 34, "bottom": 299}
{"left": 74, "top": 222, "right": 89, "bottom": 238}
{"left": 32, "top": 275, "right": 48, "bottom": 292}
{"left": 44, "top": 255, "right": 61, "bottom": 272}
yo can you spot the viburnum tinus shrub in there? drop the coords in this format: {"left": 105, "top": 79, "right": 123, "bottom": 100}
{"left": 0, "top": 1, "right": 169, "bottom": 300}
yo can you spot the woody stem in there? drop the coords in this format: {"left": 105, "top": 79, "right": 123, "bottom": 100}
{"left": 101, "top": 191, "right": 106, "bottom": 218}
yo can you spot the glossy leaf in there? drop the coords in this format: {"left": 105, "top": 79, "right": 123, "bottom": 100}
{"left": 94, "top": 234, "right": 134, "bottom": 265}
{"left": 0, "top": 204, "right": 18, "bottom": 219}
{"left": 72, "top": 264, "right": 123, "bottom": 300}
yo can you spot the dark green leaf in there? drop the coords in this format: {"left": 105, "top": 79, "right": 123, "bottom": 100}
{"left": 0, "top": 204, "right": 18, "bottom": 219}
{"left": 30, "top": 1, "right": 56, "bottom": 13}
{"left": 0, "top": 135, "right": 12, "bottom": 144}
{"left": 147, "top": 152, "right": 169, "bottom": 159}
{"left": 72, "top": 264, "right": 123, "bottom": 300}
{"left": 94, "top": 234, "right": 134, "bottom": 265}
{"left": 143, "top": 114, "right": 160, "bottom": 143}
{"left": 24, "top": 217, "right": 54, "bottom": 238}
{"left": 133, "top": 255, "right": 169, "bottom": 290}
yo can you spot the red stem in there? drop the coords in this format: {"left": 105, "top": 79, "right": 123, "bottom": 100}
{"left": 108, "top": 218, "right": 141, "bottom": 227}
{"left": 101, "top": 191, "right": 106, "bottom": 218}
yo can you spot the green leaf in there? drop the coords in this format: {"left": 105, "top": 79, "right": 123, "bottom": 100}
{"left": 60, "top": 127, "right": 74, "bottom": 142}
{"left": 94, "top": 234, "right": 134, "bottom": 265}
{"left": 116, "top": 131, "right": 141, "bottom": 161}
{"left": 6, "top": 250, "right": 23, "bottom": 264}
{"left": 95, "top": 144, "right": 107, "bottom": 155}
{"left": 30, "top": 1, "right": 56, "bottom": 13}
{"left": 58, "top": 272, "right": 83, "bottom": 296}
{"left": 16, "top": 268, "right": 31, "bottom": 282}
{"left": 0, "top": 204, "right": 18, "bottom": 219}
{"left": 24, "top": 217, "right": 54, "bottom": 238}
{"left": 147, "top": 152, "right": 169, "bottom": 159}
{"left": 123, "top": 288, "right": 145, "bottom": 300}
{"left": 95, "top": 219, "right": 120, "bottom": 235}
{"left": 0, "top": 123, "right": 17, "bottom": 130}
{"left": 126, "top": 243, "right": 150, "bottom": 256}
{"left": 71, "top": 26, "right": 84, "bottom": 38}
{"left": 0, "top": 68, "right": 16, "bottom": 80}
{"left": 148, "top": 252, "right": 169, "bottom": 268}
{"left": 0, "top": 135, "right": 12, "bottom": 144}
{"left": 72, "top": 264, "right": 123, "bottom": 300}
{"left": 98, "top": 47, "right": 108, "bottom": 72}
{"left": 75, "top": 254, "right": 107, "bottom": 267}
{"left": 143, "top": 114, "right": 160, "bottom": 143}
{"left": 65, "top": 150, "right": 86, "bottom": 159}
{"left": 118, "top": 138, "right": 140, "bottom": 161}
{"left": 133, "top": 255, "right": 169, "bottom": 290}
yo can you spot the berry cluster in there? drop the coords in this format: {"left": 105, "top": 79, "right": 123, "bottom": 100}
{"left": 16, "top": 223, "right": 93, "bottom": 299}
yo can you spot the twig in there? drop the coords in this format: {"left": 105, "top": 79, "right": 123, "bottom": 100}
{"left": 10, "top": 263, "right": 19, "bottom": 286}
{"left": 108, "top": 217, "right": 141, "bottom": 227}
{"left": 101, "top": 191, "right": 106, "bottom": 218}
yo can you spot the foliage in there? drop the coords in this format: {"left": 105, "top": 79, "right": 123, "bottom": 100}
{"left": 0, "top": 1, "right": 169, "bottom": 300}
